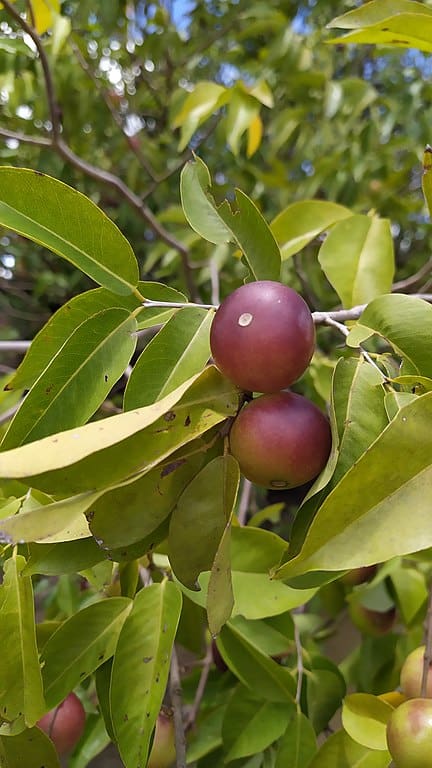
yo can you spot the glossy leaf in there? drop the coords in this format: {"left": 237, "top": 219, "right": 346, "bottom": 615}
{"left": 169, "top": 455, "right": 239, "bottom": 589}
{"left": 172, "top": 82, "right": 229, "bottom": 150}
{"left": 0, "top": 726, "right": 61, "bottom": 768}
{"left": 216, "top": 622, "right": 296, "bottom": 703}
{"left": 41, "top": 597, "right": 132, "bottom": 708}
{"left": 275, "top": 392, "right": 432, "bottom": 577}
{"left": 111, "top": 581, "right": 182, "bottom": 768}
{"left": 318, "top": 215, "right": 394, "bottom": 308}
{"left": 308, "top": 729, "right": 391, "bottom": 768}
{"left": 7, "top": 282, "right": 183, "bottom": 392}
{"left": 307, "top": 657, "right": 346, "bottom": 734}
{"left": 0, "top": 366, "right": 240, "bottom": 496}
{"left": 206, "top": 459, "right": 240, "bottom": 636}
{"left": 342, "top": 693, "right": 393, "bottom": 751}
{"left": 180, "top": 156, "right": 281, "bottom": 280}
{"left": 275, "top": 711, "right": 317, "bottom": 768}
{"left": 124, "top": 306, "right": 213, "bottom": 409}
{"left": 0, "top": 168, "right": 138, "bottom": 294}
{"left": 88, "top": 454, "right": 204, "bottom": 550}
{"left": 329, "top": 11, "right": 432, "bottom": 53}
{"left": 226, "top": 91, "right": 260, "bottom": 156}
{"left": 0, "top": 556, "right": 45, "bottom": 726}
{"left": 271, "top": 200, "right": 351, "bottom": 260}
{"left": 422, "top": 146, "right": 432, "bottom": 218}
{"left": 0, "top": 491, "right": 96, "bottom": 545}
{"left": 1, "top": 308, "right": 137, "bottom": 450}
{"left": 348, "top": 294, "right": 432, "bottom": 377}
{"left": 390, "top": 566, "right": 428, "bottom": 624}
{"left": 222, "top": 686, "right": 293, "bottom": 761}
{"left": 328, "top": 0, "right": 432, "bottom": 29}
{"left": 24, "top": 538, "right": 107, "bottom": 576}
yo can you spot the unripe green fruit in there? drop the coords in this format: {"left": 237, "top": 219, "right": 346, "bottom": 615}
{"left": 210, "top": 280, "right": 315, "bottom": 393}
{"left": 37, "top": 692, "right": 86, "bottom": 756}
{"left": 386, "top": 698, "right": 432, "bottom": 768}
{"left": 229, "top": 392, "right": 331, "bottom": 489}
{"left": 401, "top": 646, "right": 432, "bottom": 699}
{"left": 148, "top": 711, "right": 176, "bottom": 768}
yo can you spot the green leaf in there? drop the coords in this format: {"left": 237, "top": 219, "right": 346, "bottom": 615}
{"left": 307, "top": 657, "right": 346, "bottom": 734}
{"left": 0, "top": 726, "right": 61, "bottom": 768}
{"left": 216, "top": 621, "right": 296, "bottom": 703}
{"left": 227, "top": 614, "right": 294, "bottom": 658}
{"left": 271, "top": 200, "right": 351, "bottom": 260}
{"left": 422, "top": 146, "right": 432, "bottom": 218}
{"left": 275, "top": 392, "right": 432, "bottom": 578}
{"left": 7, "top": 283, "right": 181, "bottom": 392}
{"left": 275, "top": 711, "right": 317, "bottom": 768}
{"left": 186, "top": 704, "right": 226, "bottom": 763}
{"left": 1, "top": 309, "right": 137, "bottom": 450}
{"left": 111, "top": 581, "right": 182, "bottom": 768}
{"left": 206, "top": 459, "right": 240, "bottom": 636}
{"left": 328, "top": 0, "right": 432, "bottom": 29}
{"left": 226, "top": 91, "right": 260, "bottom": 156}
{"left": 172, "top": 82, "right": 229, "bottom": 150}
{"left": 0, "top": 366, "right": 240, "bottom": 496}
{"left": 0, "top": 491, "right": 97, "bottom": 545}
{"left": 342, "top": 693, "right": 393, "bottom": 751}
{"left": 349, "top": 294, "right": 432, "bottom": 378}
{"left": 318, "top": 215, "right": 394, "bottom": 308}
{"left": 308, "top": 729, "right": 391, "bottom": 768}
{"left": 180, "top": 156, "right": 281, "bottom": 281}
{"left": 0, "top": 168, "right": 138, "bottom": 294}
{"left": 0, "top": 556, "right": 45, "bottom": 726}
{"left": 328, "top": 11, "right": 432, "bottom": 53}
{"left": 24, "top": 538, "right": 107, "bottom": 576}
{"left": 88, "top": 454, "right": 204, "bottom": 550}
{"left": 124, "top": 306, "right": 213, "bottom": 410}
{"left": 68, "top": 714, "right": 110, "bottom": 768}
{"left": 222, "top": 686, "right": 294, "bottom": 761}
{"left": 41, "top": 597, "right": 132, "bottom": 709}
{"left": 169, "top": 455, "right": 239, "bottom": 589}
{"left": 390, "top": 566, "right": 428, "bottom": 624}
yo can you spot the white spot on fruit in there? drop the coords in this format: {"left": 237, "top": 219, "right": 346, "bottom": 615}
{"left": 238, "top": 312, "right": 253, "bottom": 327}
{"left": 270, "top": 480, "right": 290, "bottom": 489}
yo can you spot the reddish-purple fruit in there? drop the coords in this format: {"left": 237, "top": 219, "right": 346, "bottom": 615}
{"left": 210, "top": 281, "right": 315, "bottom": 393}
{"left": 401, "top": 646, "right": 432, "bottom": 700}
{"left": 349, "top": 602, "right": 396, "bottom": 637}
{"left": 37, "top": 692, "right": 86, "bottom": 756}
{"left": 148, "top": 710, "right": 176, "bottom": 768}
{"left": 386, "top": 698, "right": 432, "bottom": 768}
{"left": 229, "top": 392, "right": 331, "bottom": 489}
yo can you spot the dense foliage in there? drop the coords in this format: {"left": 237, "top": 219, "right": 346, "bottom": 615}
{"left": 2, "top": 1, "right": 432, "bottom": 767}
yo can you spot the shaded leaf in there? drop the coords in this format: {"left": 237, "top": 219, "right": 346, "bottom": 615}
{"left": 0, "top": 726, "right": 61, "bottom": 768}
{"left": 308, "top": 729, "right": 391, "bottom": 768}
{"left": 111, "top": 582, "right": 182, "bottom": 768}
{"left": 275, "top": 711, "right": 317, "bottom": 768}
{"left": 0, "top": 168, "right": 138, "bottom": 294}
{"left": 271, "top": 200, "right": 351, "bottom": 260}
{"left": 342, "top": 694, "right": 393, "bottom": 751}
{"left": 222, "top": 686, "right": 293, "bottom": 761}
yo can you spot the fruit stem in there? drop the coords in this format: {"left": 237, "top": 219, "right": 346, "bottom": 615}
{"left": 421, "top": 582, "right": 432, "bottom": 697}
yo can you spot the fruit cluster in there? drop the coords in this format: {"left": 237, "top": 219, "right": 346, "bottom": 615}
{"left": 210, "top": 280, "right": 332, "bottom": 489}
{"left": 386, "top": 646, "right": 432, "bottom": 768}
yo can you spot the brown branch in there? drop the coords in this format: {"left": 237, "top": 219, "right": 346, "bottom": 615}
{"left": 1, "top": 0, "right": 198, "bottom": 300}
{"left": 185, "top": 644, "right": 213, "bottom": 731}
{"left": 169, "top": 645, "right": 187, "bottom": 768}
{"left": 393, "top": 257, "right": 432, "bottom": 292}
{"left": 0, "top": 127, "right": 51, "bottom": 147}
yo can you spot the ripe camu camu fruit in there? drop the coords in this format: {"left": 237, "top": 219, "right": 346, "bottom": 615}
{"left": 229, "top": 391, "right": 331, "bottom": 489}
{"left": 386, "top": 698, "right": 432, "bottom": 768}
{"left": 400, "top": 646, "right": 432, "bottom": 699}
{"left": 37, "top": 692, "right": 86, "bottom": 756}
{"left": 210, "top": 280, "right": 315, "bottom": 393}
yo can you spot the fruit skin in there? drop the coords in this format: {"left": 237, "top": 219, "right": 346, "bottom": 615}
{"left": 401, "top": 646, "right": 432, "bottom": 699}
{"left": 229, "top": 391, "right": 331, "bottom": 489}
{"left": 210, "top": 280, "right": 315, "bottom": 393}
{"left": 349, "top": 602, "right": 396, "bottom": 637}
{"left": 148, "top": 710, "right": 176, "bottom": 768}
{"left": 342, "top": 565, "right": 378, "bottom": 587}
{"left": 36, "top": 692, "right": 86, "bottom": 756}
{"left": 386, "top": 697, "right": 432, "bottom": 768}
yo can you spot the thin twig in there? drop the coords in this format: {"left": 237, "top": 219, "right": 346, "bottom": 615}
{"left": 421, "top": 582, "right": 432, "bottom": 696}
{"left": 0, "top": 127, "right": 52, "bottom": 146}
{"left": 185, "top": 644, "right": 213, "bottom": 731}
{"left": 0, "top": 341, "right": 31, "bottom": 352}
{"left": 393, "top": 257, "right": 432, "bottom": 292}
{"left": 169, "top": 645, "right": 187, "bottom": 768}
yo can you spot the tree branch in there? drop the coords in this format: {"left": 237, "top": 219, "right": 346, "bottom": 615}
{"left": 1, "top": 0, "right": 198, "bottom": 300}
{"left": 169, "top": 645, "right": 187, "bottom": 768}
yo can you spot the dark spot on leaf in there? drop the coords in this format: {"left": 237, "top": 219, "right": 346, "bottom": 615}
{"left": 146, "top": 712, "right": 150, "bottom": 718}
{"left": 98, "top": 653, "right": 104, "bottom": 660}
{"left": 52, "top": 438, "right": 58, "bottom": 443}
{"left": 104, "top": 374, "right": 108, "bottom": 382}
{"left": 155, "top": 673, "right": 160, "bottom": 683}
{"left": 45, "top": 385, "right": 53, "bottom": 394}
{"left": 124, "top": 714, "right": 129, "bottom": 722}
{"left": 34, "top": 170, "right": 44, "bottom": 176}
{"left": 164, "top": 410, "right": 176, "bottom": 422}
{"left": 162, "top": 623, "right": 168, "bottom": 633}
{"left": 160, "top": 459, "right": 186, "bottom": 478}
{"left": 3, "top": 383, "right": 12, "bottom": 391}
{"left": 390, "top": 39, "right": 409, "bottom": 44}
{"left": 184, "top": 414, "right": 191, "bottom": 426}
{"left": 80, "top": 671, "right": 86, "bottom": 677}
{"left": 381, "top": 27, "right": 389, "bottom": 31}
{"left": 86, "top": 510, "right": 94, "bottom": 522}
{"left": 143, "top": 656, "right": 153, "bottom": 663}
